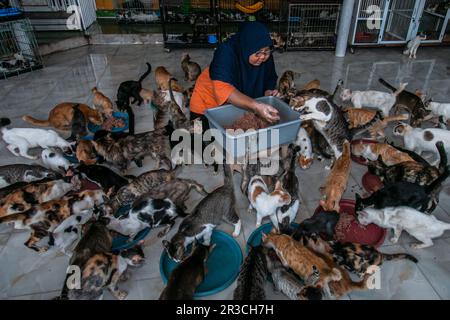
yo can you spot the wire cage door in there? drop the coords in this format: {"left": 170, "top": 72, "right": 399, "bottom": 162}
{"left": 287, "top": 2, "right": 341, "bottom": 50}
{"left": 114, "top": 0, "right": 162, "bottom": 24}
{"left": 0, "top": 18, "right": 43, "bottom": 79}
{"left": 379, "top": 0, "right": 418, "bottom": 43}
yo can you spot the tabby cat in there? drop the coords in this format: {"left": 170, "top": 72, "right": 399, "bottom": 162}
{"left": 0, "top": 164, "right": 59, "bottom": 188}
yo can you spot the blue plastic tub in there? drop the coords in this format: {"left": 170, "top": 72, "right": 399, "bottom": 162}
{"left": 88, "top": 112, "right": 129, "bottom": 134}
{"left": 159, "top": 230, "right": 243, "bottom": 297}
{"left": 205, "top": 96, "right": 301, "bottom": 158}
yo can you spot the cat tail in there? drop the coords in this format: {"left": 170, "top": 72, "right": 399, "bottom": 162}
{"left": 138, "top": 62, "right": 152, "bottom": 84}
{"left": 435, "top": 141, "right": 447, "bottom": 172}
{"left": 383, "top": 252, "right": 418, "bottom": 264}
{"left": 168, "top": 78, "right": 179, "bottom": 107}
{"left": 22, "top": 115, "right": 50, "bottom": 127}
{"left": 0, "top": 118, "right": 11, "bottom": 127}
{"left": 378, "top": 78, "right": 397, "bottom": 93}
{"left": 91, "top": 87, "right": 99, "bottom": 94}
{"left": 425, "top": 165, "right": 450, "bottom": 194}
{"left": 394, "top": 83, "right": 408, "bottom": 96}
{"left": 382, "top": 114, "right": 409, "bottom": 123}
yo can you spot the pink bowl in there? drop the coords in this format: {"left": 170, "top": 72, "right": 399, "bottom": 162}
{"left": 362, "top": 172, "right": 384, "bottom": 194}
{"left": 314, "top": 199, "right": 387, "bottom": 248}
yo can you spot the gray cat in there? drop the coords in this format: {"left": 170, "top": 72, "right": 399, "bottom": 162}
{"left": 299, "top": 96, "right": 351, "bottom": 159}
{"left": 0, "top": 164, "right": 59, "bottom": 188}
{"left": 233, "top": 245, "right": 268, "bottom": 300}
{"left": 162, "top": 164, "right": 241, "bottom": 262}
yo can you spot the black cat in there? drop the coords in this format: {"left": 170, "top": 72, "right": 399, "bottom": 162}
{"left": 356, "top": 166, "right": 450, "bottom": 213}
{"left": 68, "top": 104, "right": 87, "bottom": 141}
{"left": 293, "top": 210, "right": 340, "bottom": 240}
{"left": 116, "top": 62, "right": 152, "bottom": 135}
{"left": 74, "top": 163, "right": 131, "bottom": 194}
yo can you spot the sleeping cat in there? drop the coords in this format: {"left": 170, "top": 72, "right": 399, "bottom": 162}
{"left": 116, "top": 62, "right": 152, "bottom": 135}
{"left": 0, "top": 164, "right": 59, "bottom": 188}
{"left": 304, "top": 236, "right": 417, "bottom": 277}
{"left": 262, "top": 230, "right": 342, "bottom": 291}
{"left": 233, "top": 245, "right": 268, "bottom": 300}
{"left": 163, "top": 165, "right": 241, "bottom": 262}
{"left": 378, "top": 78, "right": 429, "bottom": 127}
{"left": 159, "top": 243, "right": 214, "bottom": 300}
{"left": 355, "top": 166, "right": 450, "bottom": 213}
{"left": 368, "top": 141, "right": 447, "bottom": 186}
{"left": 319, "top": 141, "right": 351, "bottom": 212}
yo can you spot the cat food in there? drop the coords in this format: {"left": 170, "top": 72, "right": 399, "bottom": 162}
{"left": 362, "top": 172, "right": 384, "bottom": 194}
{"left": 102, "top": 117, "right": 126, "bottom": 131}
{"left": 223, "top": 112, "right": 273, "bottom": 131}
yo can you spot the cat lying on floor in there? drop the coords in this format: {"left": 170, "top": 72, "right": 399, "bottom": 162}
{"left": 358, "top": 206, "right": 450, "bottom": 249}
{"left": 0, "top": 164, "right": 59, "bottom": 188}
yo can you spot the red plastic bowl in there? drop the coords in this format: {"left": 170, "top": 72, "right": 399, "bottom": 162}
{"left": 350, "top": 139, "right": 379, "bottom": 166}
{"left": 314, "top": 199, "right": 386, "bottom": 248}
{"left": 362, "top": 172, "right": 384, "bottom": 194}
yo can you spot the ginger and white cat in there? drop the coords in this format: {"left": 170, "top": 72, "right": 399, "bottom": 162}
{"left": 351, "top": 141, "right": 415, "bottom": 166}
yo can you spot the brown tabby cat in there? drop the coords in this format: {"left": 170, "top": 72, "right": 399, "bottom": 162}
{"left": 92, "top": 87, "right": 114, "bottom": 118}
{"left": 181, "top": 53, "right": 201, "bottom": 82}
{"left": 262, "top": 230, "right": 342, "bottom": 290}
{"left": 344, "top": 108, "right": 409, "bottom": 139}
{"left": 76, "top": 140, "right": 97, "bottom": 165}
{"left": 320, "top": 141, "right": 351, "bottom": 212}
{"left": 278, "top": 70, "right": 296, "bottom": 96}
{"left": 352, "top": 142, "right": 416, "bottom": 166}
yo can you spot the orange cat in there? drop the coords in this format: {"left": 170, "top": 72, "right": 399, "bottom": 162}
{"left": 76, "top": 140, "right": 97, "bottom": 165}
{"left": 352, "top": 142, "right": 415, "bottom": 166}
{"left": 155, "top": 66, "right": 184, "bottom": 92}
{"left": 262, "top": 231, "right": 342, "bottom": 289}
{"left": 320, "top": 141, "right": 351, "bottom": 212}
{"left": 302, "top": 79, "right": 321, "bottom": 90}
{"left": 92, "top": 87, "right": 114, "bottom": 118}
{"left": 344, "top": 108, "right": 409, "bottom": 139}
{"left": 302, "top": 236, "right": 369, "bottom": 299}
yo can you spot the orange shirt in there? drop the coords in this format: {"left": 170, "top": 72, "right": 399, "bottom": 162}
{"left": 190, "top": 67, "right": 236, "bottom": 115}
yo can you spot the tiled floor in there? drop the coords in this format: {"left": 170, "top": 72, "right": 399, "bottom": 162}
{"left": 0, "top": 44, "right": 449, "bottom": 300}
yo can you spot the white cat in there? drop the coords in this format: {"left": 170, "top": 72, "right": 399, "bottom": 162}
{"left": 248, "top": 176, "right": 291, "bottom": 229}
{"left": 403, "top": 35, "right": 427, "bottom": 59}
{"left": 340, "top": 83, "right": 407, "bottom": 116}
{"left": 1, "top": 122, "right": 72, "bottom": 160}
{"left": 393, "top": 123, "right": 450, "bottom": 166}
{"left": 425, "top": 100, "right": 450, "bottom": 128}
{"left": 41, "top": 148, "right": 71, "bottom": 173}
{"left": 358, "top": 206, "right": 450, "bottom": 249}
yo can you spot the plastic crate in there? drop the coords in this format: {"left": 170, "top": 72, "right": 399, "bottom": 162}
{"left": 205, "top": 96, "right": 301, "bottom": 159}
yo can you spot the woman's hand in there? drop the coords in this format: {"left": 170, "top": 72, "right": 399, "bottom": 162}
{"left": 253, "top": 102, "right": 280, "bottom": 123}
{"left": 265, "top": 89, "right": 282, "bottom": 97}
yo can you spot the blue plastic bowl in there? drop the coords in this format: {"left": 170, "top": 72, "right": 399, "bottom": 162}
{"left": 208, "top": 34, "right": 218, "bottom": 44}
{"left": 111, "top": 205, "right": 151, "bottom": 251}
{"left": 88, "top": 112, "right": 129, "bottom": 134}
{"left": 160, "top": 230, "right": 243, "bottom": 298}
{"left": 246, "top": 222, "right": 300, "bottom": 254}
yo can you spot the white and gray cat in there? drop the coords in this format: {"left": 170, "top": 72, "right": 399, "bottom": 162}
{"left": 0, "top": 164, "right": 59, "bottom": 188}
{"left": 403, "top": 34, "right": 427, "bottom": 59}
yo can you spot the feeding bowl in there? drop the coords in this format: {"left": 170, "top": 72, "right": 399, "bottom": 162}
{"left": 362, "top": 172, "right": 384, "bottom": 194}
{"left": 88, "top": 111, "right": 129, "bottom": 134}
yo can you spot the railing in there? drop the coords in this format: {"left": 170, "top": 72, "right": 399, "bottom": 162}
{"left": 47, "top": 0, "right": 78, "bottom": 11}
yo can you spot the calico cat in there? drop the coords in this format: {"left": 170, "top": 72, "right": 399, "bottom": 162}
{"left": 233, "top": 245, "right": 268, "bottom": 300}
{"left": 0, "top": 164, "right": 58, "bottom": 188}
{"left": 69, "top": 104, "right": 88, "bottom": 141}
{"left": 0, "top": 189, "right": 105, "bottom": 252}
{"left": 265, "top": 249, "right": 323, "bottom": 300}
{"left": 319, "top": 141, "right": 351, "bottom": 212}
{"left": 351, "top": 142, "right": 416, "bottom": 166}
{"left": 299, "top": 97, "right": 351, "bottom": 159}
{"left": 159, "top": 243, "right": 214, "bottom": 300}
{"left": 304, "top": 236, "right": 417, "bottom": 277}
{"left": 105, "top": 169, "right": 177, "bottom": 214}
{"left": 368, "top": 141, "right": 447, "bottom": 186}
{"left": 91, "top": 127, "right": 172, "bottom": 172}
{"left": 262, "top": 231, "right": 342, "bottom": 290}
{"left": 92, "top": 87, "right": 114, "bottom": 118}
{"left": 73, "top": 163, "right": 130, "bottom": 194}
{"left": 0, "top": 176, "right": 80, "bottom": 218}
{"left": 278, "top": 70, "right": 296, "bottom": 96}
{"left": 277, "top": 145, "right": 300, "bottom": 225}
{"left": 181, "top": 53, "right": 201, "bottom": 82}
{"left": 355, "top": 166, "right": 450, "bottom": 213}
{"left": 163, "top": 165, "right": 241, "bottom": 262}
{"left": 378, "top": 78, "right": 429, "bottom": 127}
{"left": 116, "top": 62, "right": 152, "bottom": 134}
{"left": 23, "top": 103, "right": 102, "bottom": 132}
{"left": 75, "top": 140, "right": 97, "bottom": 165}
{"left": 293, "top": 210, "right": 340, "bottom": 241}
{"left": 68, "top": 244, "right": 144, "bottom": 300}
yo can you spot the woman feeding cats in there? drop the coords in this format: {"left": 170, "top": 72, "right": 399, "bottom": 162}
{"left": 190, "top": 22, "right": 281, "bottom": 131}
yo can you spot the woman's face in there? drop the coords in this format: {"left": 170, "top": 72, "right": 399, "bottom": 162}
{"left": 248, "top": 46, "right": 272, "bottom": 66}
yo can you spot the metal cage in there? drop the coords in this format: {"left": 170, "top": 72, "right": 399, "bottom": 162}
{"left": 112, "top": 0, "right": 161, "bottom": 24}
{"left": 160, "top": 0, "right": 220, "bottom": 50}
{"left": 287, "top": 2, "right": 341, "bottom": 50}
{"left": 218, "top": 0, "right": 286, "bottom": 41}
{"left": 0, "top": 18, "right": 43, "bottom": 79}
